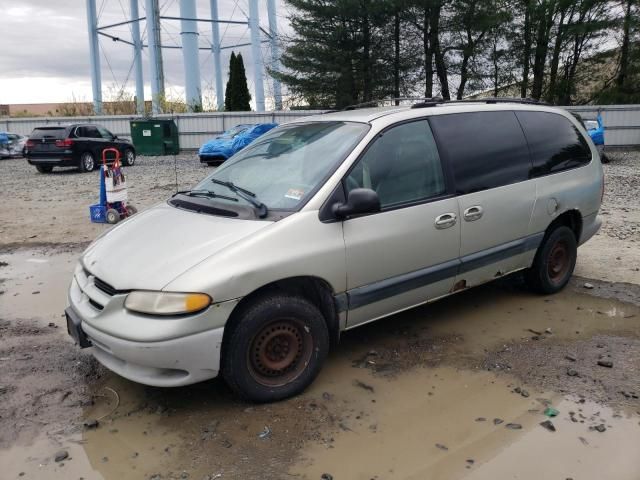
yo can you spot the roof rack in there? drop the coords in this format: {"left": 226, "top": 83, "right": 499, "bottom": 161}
{"left": 341, "top": 97, "right": 442, "bottom": 111}
{"left": 411, "top": 97, "right": 550, "bottom": 109}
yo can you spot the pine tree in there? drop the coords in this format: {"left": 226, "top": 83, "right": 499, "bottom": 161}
{"left": 224, "top": 52, "right": 252, "bottom": 111}
{"left": 224, "top": 52, "right": 237, "bottom": 111}
{"left": 234, "top": 53, "right": 252, "bottom": 110}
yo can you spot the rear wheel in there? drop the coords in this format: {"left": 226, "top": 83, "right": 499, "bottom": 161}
{"left": 525, "top": 225, "right": 577, "bottom": 294}
{"left": 123, "top": 149, "right": 135, "bottom": 166}
{"left": 222, "top": 294, "right": 329, "bottom": 403}
{"left": 106, "top": 208, "right": 120, "bottom": 224}
{"left": 79, "top": 152, "right": 95, "bottom": 172}
{"left": 35, "top": 165, "right": 53, "bottom": 173}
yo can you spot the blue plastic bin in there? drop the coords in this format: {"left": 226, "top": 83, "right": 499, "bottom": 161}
{"left": 90, "top": 204, "right": 107, "bottom": 223}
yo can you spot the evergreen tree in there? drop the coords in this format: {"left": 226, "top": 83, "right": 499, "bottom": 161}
{"left": 224, "top": 52, "right": 252, "bottom": 111}
{"left": 224, "top": 52, "right": 237, "bottom": 111}
{"left": 234, "top": 53, "right": 252, "bottom": 110}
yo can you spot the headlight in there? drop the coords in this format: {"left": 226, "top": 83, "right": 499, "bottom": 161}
{"left": 124, "top": 291, "right": 212, "bottom": 315}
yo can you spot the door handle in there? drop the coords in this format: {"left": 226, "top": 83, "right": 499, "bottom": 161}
{"left": 435, "top": 213, "right": 457, "bottom": 229}
{"left": 463, "top": 205, "right": 484, "bottom": 222}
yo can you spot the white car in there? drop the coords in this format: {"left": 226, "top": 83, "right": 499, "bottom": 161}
{"left": 66, "top": 100, "right": 603, "bottom": 402}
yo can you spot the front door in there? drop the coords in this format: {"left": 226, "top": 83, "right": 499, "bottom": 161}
{"left": 342, "top": 120, "right": 461, "bottom": 327}
{"left": 429, "top": 110, "right": 536, "bottom": 288}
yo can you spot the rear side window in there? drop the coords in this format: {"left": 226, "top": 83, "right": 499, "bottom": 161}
{"left": 515, "top": 111, "right": 592, "bottom": 177}
{"left": 30, "top": 127, "right": 67, "bottom": 139}
{"left": 345, "top": 120, "right": 446, "bottom": 208}
{"left": 429, "top": 111, "right": 531, "bottom": 195}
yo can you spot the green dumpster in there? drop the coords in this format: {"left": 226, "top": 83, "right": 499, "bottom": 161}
{"left": 129, "top": 119, "right": 180, "bottom": 156}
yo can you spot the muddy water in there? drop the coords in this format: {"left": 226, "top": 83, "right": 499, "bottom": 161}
{"left": 1, "top": 249, "right": 640, "bottom": 479}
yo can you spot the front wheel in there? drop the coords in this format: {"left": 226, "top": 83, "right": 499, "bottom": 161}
{"left": 222, "top": 294, "right": 329, "bottom": 403}
{"left": 123, "top": 149, "right": 136, "bottom": 166}
{"left": 525, "top": 225, "right": 577, "bottom": 294}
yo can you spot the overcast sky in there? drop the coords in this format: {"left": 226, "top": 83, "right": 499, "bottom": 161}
{"left": 0, "top": 0, "right": 290, "bottom": 107}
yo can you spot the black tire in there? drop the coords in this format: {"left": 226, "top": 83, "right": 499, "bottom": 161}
{"left": 601, "top": 153, "right": 610, "bottom": 164}
{"left": 525, "top": 225, "right": 577, "bottom": 294}
{"left": 35, "top": 165, "right": 53, "bottom": 173}
{"left": 79, "top": 152, "right": 95, "bottom": 172}
{"left": 123, "top": 149, "right": 136, "bottom": 166}
{"left": 222, "top": 294, "right": 330, "bottom": 403}
{"left": 106, "top": 208, "right": 120, "bottom": 224}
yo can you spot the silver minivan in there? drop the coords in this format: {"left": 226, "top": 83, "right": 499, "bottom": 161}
{"left": 66, "top": 101, "right": 603, "bottom": 402}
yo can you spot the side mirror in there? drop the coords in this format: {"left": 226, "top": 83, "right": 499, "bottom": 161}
{"left": 333, "top": 188, "right": 381, "bottom": 219}
{"left": 112, "top": 135, "right": 118, "bottom": 140}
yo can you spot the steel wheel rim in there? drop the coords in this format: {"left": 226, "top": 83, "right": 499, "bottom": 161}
{"left": 248, "top": 318, "right": 313, "bottom": 387}
{"left": 126, "top": 151, "right": 134, "bottom": 165}
{"left": 547, "top": 240, "right": 570, "bottom": 283}
{"left": 83, "top": 153, "right": 94, "bottom": 170}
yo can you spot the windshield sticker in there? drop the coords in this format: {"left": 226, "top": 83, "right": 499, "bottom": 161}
{"left": 285, "top": 188, "right": 305, "bottom": 200}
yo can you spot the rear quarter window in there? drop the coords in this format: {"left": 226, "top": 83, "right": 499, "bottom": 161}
{"left": 429, "top": 111, "right": 531, "bottom": 195}
{"left": 515, "top": 111, "right": 592, "bottom": 177}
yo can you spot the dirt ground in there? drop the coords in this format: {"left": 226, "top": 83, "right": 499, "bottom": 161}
{"left": 0, "top": 151, "right": 639, "bottom": 480}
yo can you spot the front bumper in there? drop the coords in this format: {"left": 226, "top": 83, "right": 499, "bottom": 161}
{"left": 67, "top": 264, "right": 237, "bottom": 387}
{"left": 199, "top": 153, "right": 228, "bottom": 163}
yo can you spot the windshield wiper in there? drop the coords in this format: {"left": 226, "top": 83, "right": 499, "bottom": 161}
{"left": 173, "top": 189, "right": 238, "bottom": 202}
{"left": 210, "top": 179, "right": 268, "bottom": 218}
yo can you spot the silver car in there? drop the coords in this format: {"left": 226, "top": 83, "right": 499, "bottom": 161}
{"left": 66, "top": 101, "right": 603, "bottom": 402}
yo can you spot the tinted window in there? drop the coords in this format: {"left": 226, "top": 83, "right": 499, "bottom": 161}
{"left": 30, "top": 127, "right": 67, "bottom": 139}
{"left": 430, "top": 111, "right": 531, "bottom": 195}
{"left": 346, "top": 120, "right": 445, "bottom": 208}
{"left": 516, "top": 111, "right": 591, "bottom": 177}
{"left": 83, "top": 126, "right": 102, "bottom": 139}
{"left": 97, "top": 126, "right": 112, "bottom": 139}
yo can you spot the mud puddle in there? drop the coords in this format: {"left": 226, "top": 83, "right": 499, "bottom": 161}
{"left": 293, "top": 368, "right": 640, "bottom": 480}
{"left": 2, "top": 250, "right": 640, "bottom": 479}
{"left": 0, "top": 248, "right": 79, "bottom": 320}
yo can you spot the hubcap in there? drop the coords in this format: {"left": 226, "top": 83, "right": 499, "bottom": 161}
{"left": 127, "top": 151, "right": 134, "bottom": 164}
{"left": 547, "top": 240, "right": 570, "bottom": 283}
{"left": 83, "top": 154, "right": 94, "bottom": 170}
{"left": 248, "top": 319, "right": 312, "bottom": 387}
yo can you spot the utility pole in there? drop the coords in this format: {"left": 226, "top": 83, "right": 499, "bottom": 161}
{"left": 180, "top": 0, "right": 202, "bottom": 111}
{"left": 267, "top": 0, "right": 282, "bottom": 110}
{"left": 145, "top": 0, "right": 165, "bottom": 114}
{"left": 130, "top": 0, "right": 145, "bottom": 115}
{"left": 86, "top": 0, "right": 103, "bottom": 114}
{"left": 210, "top": 0, "right": 224, "bottom": 111}
{"left": 248, "top": 0, "right": 265, "bottom": 112}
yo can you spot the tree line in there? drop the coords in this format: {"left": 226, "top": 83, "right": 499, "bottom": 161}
{"left": 275, "top": 0, "right": 639, "bottom": 108}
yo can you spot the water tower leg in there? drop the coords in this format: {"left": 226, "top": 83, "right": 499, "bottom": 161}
{"left": 210, "top": 0, "right": 224, "bottom": 111}
{"left": 180, "top": 0, "right": 202, "bottom": 111}
{"left": 86, "top": 0, "right": 103, "bottom": 114}
{"left": 130, "top": 0, "right": 145, "bottom": 115}
{"left": 248, "top": 0, "right": 265, "bottom": 112}
{"left": 267, "top": 0, "right": 282, "bottom": 110}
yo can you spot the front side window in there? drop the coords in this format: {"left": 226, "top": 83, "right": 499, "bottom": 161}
{"left": 345, "top": 120, "right": 446, "bottom": 208}
{"left": 429, "top": 111, "right": 531, "bottom": 195}
{"left": 193, "top": 121, "right": 369, "bottom": 211}
{"left": 515, "top": 111, "right": 592, "bottom": 177}
{"left": 97, "top": 126, "right": 113, "bottom": 139}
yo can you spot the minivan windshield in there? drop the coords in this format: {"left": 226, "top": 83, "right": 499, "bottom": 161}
{"left": 192, "top": 121, "right": 369, "bottom": 212}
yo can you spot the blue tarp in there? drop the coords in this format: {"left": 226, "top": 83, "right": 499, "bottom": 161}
{"left": 199, "top": 123, "right": 278, "bottom": 160}
{"left": 588, "top": 113, "right": 605, "bottom": 146}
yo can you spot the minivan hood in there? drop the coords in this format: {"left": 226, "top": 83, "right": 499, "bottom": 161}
{"left": 82, "top": 202, "right": 272, "bottom": 291}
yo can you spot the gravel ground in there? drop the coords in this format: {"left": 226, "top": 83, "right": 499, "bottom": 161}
{"left": 0, "top": 153, "right": 211, "bottom": 248}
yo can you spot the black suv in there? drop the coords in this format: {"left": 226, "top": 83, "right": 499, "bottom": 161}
{"left": 25, "top": 124, "right": 136, "bottom": 173}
